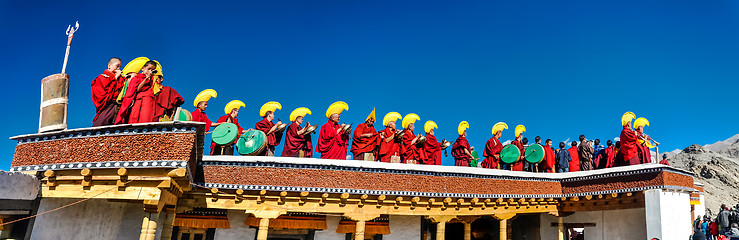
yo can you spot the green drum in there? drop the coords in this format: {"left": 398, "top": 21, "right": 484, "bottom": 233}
{"left": 524, "top": 144, "right": 545, "bottom": 164}
{"left": 212, "top": 123, "right": 239, "bottom": 145}
{"left": 469, "top": 150, "right": 480, "bottom": 167}
{"left": 237, "top": 130, "right": 267, "bottom": 156}
{"left": 500, "top": 145, "right": 520, "bottom": 164}
{"left": 177, "top": 108, "right": 192, "bottom": 121}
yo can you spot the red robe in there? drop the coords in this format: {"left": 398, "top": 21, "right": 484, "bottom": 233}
{"left": 636, "top": 132, "right": 652, "bottom": 164}
{"left": 191, "top": 109, "right": 212, "bottom": 130}
{"left": 401, "top": 130, "right": 426, "bottom": 163}
{"left": 317, "top": 120, "right": 348, "bottom": 159}
{"left": 378, "top": 128, "right": 400, "bottom": 162}
{"left": 115, "top": 73, "right": 154, "bottom": 124}
{"left": 543, "top": 145, "right": 556, "bottom": 173}
{"left": 482, "top": 137, "right": 502, "bottom": 169}
{"left": 282, "top": 122, "right": 313, "bottom": 158}
{"left": 209, "top": 115, "right": 243, "bottom": 155}
{"left": 91, "top": 70, "right": 125, "bottom": 125}
{"left": 568, "top": 146, "right": 580, "bottom": 172}
{"left": 451, "top": 136, "right": 471, "bottom": 167}
{"left": 350, "top": 123, "right": 379, "bottom": 157}
{"left": 619, "top": 126, "right": 639, "bottom": 165}
{"left": 255, "top": 118, "right": 284, "bottom": 153}
{"left": 600, "top": 145, "right": 617, "bottom": 169}
{"left": 510, "top": 140, "right": 525, "bottom": 171}
{"left": 423, "top": 134, "right": 442, "bottom": 165}
{"left": 659, "top": 159, "right": 670, "bottom": 166}
{"left": 153, "top": 86, "right": 184, "bottom": 121}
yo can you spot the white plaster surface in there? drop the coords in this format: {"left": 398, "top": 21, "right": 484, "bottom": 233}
{"left": 645, "top": 189, "right": 692, "bottom": 240}
{"left": 313, "top": 215, "right": 344, "bottom": 239}
{"left": 214, "top": 210, "right": 256, "bottom": 240}
{"left": 385, "top": 215, "right": 420, "bottom": 240}
{"left": 0, "top": 170, "right": 39, "bottom": 200}
{"left": 540, "top": 208, "right": 646, "bottom": 240}
{"left": 30, "top": 198, "right": 147, "bottom": 240}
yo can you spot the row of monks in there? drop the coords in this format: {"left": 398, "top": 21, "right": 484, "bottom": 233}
{"left": 91, "top": 57, "right": 660, "bottom": 171}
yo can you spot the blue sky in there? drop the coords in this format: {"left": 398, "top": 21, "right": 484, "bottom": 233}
{"left": 1, "top": 1, "right": 738, "bottom": 168}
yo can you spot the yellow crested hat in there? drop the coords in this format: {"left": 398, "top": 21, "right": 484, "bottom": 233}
{"left": 383, "top": 112, "right": 402, "bottom": 126}
{"left": 402, "top": 113, "right": 420, "bottom": 129}
{"left": 458, "top": 121, "right": 469, "bottom": 135}
{"left": 622, "top": 112, "right": 636, "bottom": 126}
{"left": 260, "top": 101, "right": 282, "bottom": 117}
{"left": 634, "top": 117, "right": 649, "bottom": 129}
{"left": 224, "top": 100, "right": 245, "bottom": 115}
{"left": 366, "top": 108, "right": 376, "bottom": 121}
{"left": 325, "top": 101, "right": 349, "bottom": 118}
{"left": 193, "top": 89, "right": 217, "bottom": 107}
{"left": 492, "top": 122, "right": 508, "bottom": 135}
{"left": 152, "top": 60, "right": 163, "bottom": 76}
{"left": 424, "top": 121, "right": 438, "bottom": 133}
{"left": 515, "top": 125, "right": 526, "bottom": 137}
{"left": 122, "top": 57, "right": 149, "bottom": 75}
{"left": 290, "top": 107, "right": 312, "bottom": 122}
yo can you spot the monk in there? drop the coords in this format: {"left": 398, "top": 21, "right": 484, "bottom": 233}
{"left": 452, "top": 121, "right": 473, "bottom": 167}
{"left": 400, "top": 114, "right": 424, "bottom": 164}
{"left": 509, "top": 125, "right": 526, "bottom": 171}
{"left": 543, "top": 139, "right": 556, "bottom": 173}
{"left": 378, "top": 112, "right": 402, "bottom": 162}
{"left": 351, "top": 109, "right": 379, "bottom": 160}
{"left": 255, "top": 102, "right": 284, "bottom": 156}
{"left": 210, "top": 101, "right": 246, "bottom": 155}
{"left": 91, "top": 58, "right": 126, "bottom": 126}
{"left": 659, "top": 154, "right": 670, "bottom": 166}
{"left": 634, "top": 118, "right": 653, "bottom": 164}
{"left": 619, "top": 122, "right": 639, "bottom": 166}
{"left": 568, "top": 141, "right": 580, "bottom": 172}
{"left": 151, "top": 76, "right": 184, "bottom": 122}
{"left": 317, "top": 101, "right": 349, "bottom": 159}
{"left": 482, "top": 122, "right": 507, "bottom": 169}
{"left": 423, "top": 121, "right": 442, "bottom": 165}
{"left": 282, "top": 108, "right": 313, "bottom": 158}
{"left": 115, "top": 60, "right": 158, "bottom": 124}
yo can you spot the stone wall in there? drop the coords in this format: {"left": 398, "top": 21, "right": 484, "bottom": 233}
{"left": 30, "top": 198, "right": 147, "bottom": 240}
{"left": 0, "top": 170, "right": 38, "bottom": 200}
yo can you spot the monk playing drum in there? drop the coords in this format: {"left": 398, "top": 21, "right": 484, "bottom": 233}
{"left": 255, "top": 101, "right": 285, "bottom": 156}
{"left": 377, "top": 112, "right": 402, "bottom": 163}
{"left": 423, "top": 121, "right": 442, "bottom": 165}
{"left": 617, "top": 112, "right": 639, "bottom": 166}
{"left": 317, "top": 101, "right": 350, "bottom": 159}
{"left": 351, "top": 108, "right": 379, "bottom": 161}
{"left": 282, "top": 107, "right": 314, "bottom": 158}
{"left": 400, "top": 113, "right": 425, "bottom": 164}
{"left": 91, "top": 57, "right": 126, "bottom": 126}
{"left": 452, "top": 121, "right": 474, "bottom": 167}
{"left": 211, "top": 100, "right": 246, "bottom": 155}
{"left": 482, "top": 122, "right": 507, "bottom": 169}
{"left": 509, "top": 125, "right": 526, "bottom": 171}
{"left": 191, "top": 89, "right": 221, "bottom": 131}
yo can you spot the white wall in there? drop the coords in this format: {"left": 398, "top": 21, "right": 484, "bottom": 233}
{"left": 313, "top": 215, "right": 345, "bottom": 239}
{"left": 540, "top": 208, "right": 646, "bottom": 240}
{"left": 645, "top": 189, "right": 692, "bottom": 240}
{"left": 214, "top": 210, "right": 256, "bottom": 239}
{"left": 385, "top": 215, "right": 420, "bottom": 240}
{"left": 30, "top": 198, "right": 147, "bottom": 240}
{"left": 694, "top": 194, "right": 706, "bottom": 221}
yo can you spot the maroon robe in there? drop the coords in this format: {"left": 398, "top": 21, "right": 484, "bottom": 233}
{"left": 153, "top": 86, "right": 184, "bottom": 121}
{"left": 350, "top": 123, "right": 379, "bottom": 157}
{"left": 378, "top": 128, "right": 400, "bottom": 162}
{"left": 317, "top": 120, "right": 348, "bottom": 159}
{"left": 619, "top": 126, "right": 639, "bottom": 165}
{"left": 191, "top": 109, "right": 212, "bottom": 130}
{"left": 209, "top": 115, "right": 243, "bottom": 155}
{"left": 543, "top": 146, "right": 555, "bottom": 173}
{"left": 451, "top": 136, "right": 471, "bottom": 167}
{"left": 510, "top": 140, "right": 524, "bottom": 171}
{"left": 636, "top": 132, "right": 652, "bottom": 164}
{"left": 602, "top": 145, "right": 617, "bottom": 168}
{"left": 423, "top": 134, "right": 442, "bottom": 165}
{"left": 91, "top": 70, "right": 125, "bottom": 126}
{"left": 568, "top": 147, "right": 580, "bottom": 172}
{"left": 401, "top": 130, "right": 426, "bottom": 163}
{"left": 282, "top": 122, "right": 312, "bottom": 157}
{"left": 482, "top": 137, "right": 502, "bottom": 169}
{"left": 116, "top": 73, "right": 154, "bottom": 124}
{"left": 659, "top": 159, "right": 670, "bottom": 166}
{"left": 255, "top": 118, "right": 284, "bottom": 155}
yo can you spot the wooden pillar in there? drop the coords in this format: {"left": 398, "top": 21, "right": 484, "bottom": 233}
{"left": 161, "top": 207, "right": 176, "bottom": 240}
{"left": 139, "top": 212, "right": 159, "bottom": 240}
{"left": 355, "top": 220, "right": 366, "bottom": 240}
{"left": 428, "top": 215, "right": 456, "bottom": 240}
{"left": 257, "top": 218, "right": 270, "bottom": 240}
{"left": 557, "top": 216, "right": 565, "bottom": 240}
{"left": 463, "top": 222, "right": 472, "bottom": 240}
{"left": 493, "top": 213, "right": 516, "bottom": 240}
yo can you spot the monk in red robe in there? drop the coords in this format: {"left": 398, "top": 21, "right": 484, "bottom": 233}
{"left": 568, "top": 141, "right": 580, "bottom": 172}
{"left": 378, "top": 121, "right": 401, "bottom": 162}
{"left": 192, "top": 100, "right": 220, "bottom": 131}
{"left": 400, "top": 121, "right": 425, "bottom": 164}
{"left": 255, "top": 111, "right": 284, "bottom": 156}
{"left": 423, "top": 127, "right": 442, "bottom": 165}
{"left": 351, "top": 111, "right": 379, "bottom": 160}
{"left": 210, "top": 107, "right": 245, "bottom": 155}
{"left": 317, "top": 113, "right": 349, "bottom": 159}
{"left": 636, "top": 130, "right": 652, "bottom": 164}
{"left": 152, "top": 85, "right": 184, "bottom": 122}
{"left": 618, "top": 122, "right": 639, "bottom": 166}
{"left": 92, "top": 58, "right": 126, "bottom": 126}
{"left": 115, "top": 61, "right": 157, "bottom": 124}
{"left": 282, "top": 111, "right": 313, "bottom": 158}
{"left": 659, "top": 154, "right": 669, "bottom": 166}
{"left": 510, "top": 137, "right": 525, "bottom": 171}
{"left": 543, "top": 139, "right": 556, "bottom": 173}
{"left": 482, "top": 132, "right": 503, "bottom": 169}
{"left": 452, "top": 134, "right": 472, "bottom": 167}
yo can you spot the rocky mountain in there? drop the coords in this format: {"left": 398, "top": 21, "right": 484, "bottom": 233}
{"left": 669, "top": 135, "right": 739, "bottom": 216}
